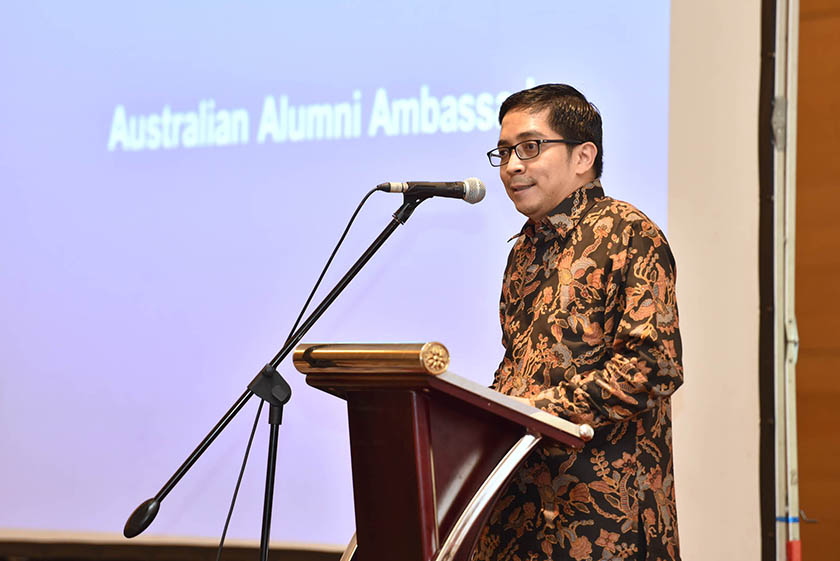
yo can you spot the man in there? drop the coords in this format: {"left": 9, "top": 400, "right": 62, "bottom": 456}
{"left": 475, "top": 84, "right": 682, "bottom": 561}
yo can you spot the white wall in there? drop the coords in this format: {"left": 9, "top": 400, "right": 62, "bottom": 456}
{"left": 669, "top": 1, "right": 762, "bottom": 559}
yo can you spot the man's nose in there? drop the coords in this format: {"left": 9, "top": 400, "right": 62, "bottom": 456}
{"left": 505, "top": 151, "right": 526, "bottom": 174}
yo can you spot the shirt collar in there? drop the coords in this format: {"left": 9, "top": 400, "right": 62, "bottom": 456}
{"left": 509, "top": 179, "right": 604, "bottom": 243}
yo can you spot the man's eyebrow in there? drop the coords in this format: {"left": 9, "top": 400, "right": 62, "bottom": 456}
{"left": 497, "top": 130, "right": 543, "bottom": 147}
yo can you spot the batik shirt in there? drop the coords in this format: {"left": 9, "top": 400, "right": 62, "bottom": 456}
{"left": 475, "top": 180, "right": 682, "bottom": 561}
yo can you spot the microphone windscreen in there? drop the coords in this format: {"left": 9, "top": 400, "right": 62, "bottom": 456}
{"left": 463, "top": 177, "right": 486, "bottom": 204}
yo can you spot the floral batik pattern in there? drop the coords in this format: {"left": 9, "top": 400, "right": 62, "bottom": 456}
{"left": 475, "top": 181, "right": 682, "bottom": 561}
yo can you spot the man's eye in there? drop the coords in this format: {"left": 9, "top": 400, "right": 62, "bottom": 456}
{"left": 521, "top": 141, "right": 539, "bottom": 152}
{"left": 497, "top": 148, "right": 511, "bottom": 158}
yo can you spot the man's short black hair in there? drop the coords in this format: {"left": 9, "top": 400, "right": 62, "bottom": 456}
{"left": 499, "top": 84, "right": 603, "bottom": 178}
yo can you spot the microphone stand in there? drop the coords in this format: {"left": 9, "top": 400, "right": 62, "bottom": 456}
{"left": 124, "top": 195, "right": 428, "bottom": 560}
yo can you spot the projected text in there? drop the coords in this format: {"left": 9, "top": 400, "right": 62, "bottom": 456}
{"left": 107, "top": 81, "right": 534, "bottom": 151}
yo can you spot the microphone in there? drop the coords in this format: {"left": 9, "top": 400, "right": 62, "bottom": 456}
{"left": 376, "top": 177, "right": 486, "bottom": 204}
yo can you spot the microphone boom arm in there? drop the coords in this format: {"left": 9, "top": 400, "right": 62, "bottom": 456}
{"left": 124, "top": 194, "right": 429, "bottom": 539}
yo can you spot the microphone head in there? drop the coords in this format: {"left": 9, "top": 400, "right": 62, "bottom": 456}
{"left": 463, "top": 177, "right": 486, "bottom": 204}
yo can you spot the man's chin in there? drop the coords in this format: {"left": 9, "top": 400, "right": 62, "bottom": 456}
{"left": 513, "top": 201, "right": 543, "bottom": 222}
{"left": 509, "top": 190, "right": 541, "bottom": 219}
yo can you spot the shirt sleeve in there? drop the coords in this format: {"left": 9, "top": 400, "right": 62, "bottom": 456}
{"left": 506, "top": 219, "right": 683, "bottom": 428}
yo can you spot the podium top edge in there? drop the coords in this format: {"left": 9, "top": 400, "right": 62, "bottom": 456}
{"left": 292, "top": 342, "right": 450, "bottom": 375}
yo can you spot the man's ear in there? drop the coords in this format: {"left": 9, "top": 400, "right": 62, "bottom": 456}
{"left": 574, "top": 142, "right": 598, "bottom": 175}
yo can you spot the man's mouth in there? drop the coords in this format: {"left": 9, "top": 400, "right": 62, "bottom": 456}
{"left": 510, "top": 183, "right": 534, "bottom": 192}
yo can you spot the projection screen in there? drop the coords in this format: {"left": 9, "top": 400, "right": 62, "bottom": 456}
{"left": 0, "top": 1, "right": 670, "bottom": 546}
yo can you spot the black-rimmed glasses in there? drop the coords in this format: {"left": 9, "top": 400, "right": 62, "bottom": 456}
{"left": 487, "top": 139, "right": 583, "bottom": 167}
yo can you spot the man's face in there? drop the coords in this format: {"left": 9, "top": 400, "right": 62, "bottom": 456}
{"left": 498, "top": 108, "right": 585, "bottom": 222}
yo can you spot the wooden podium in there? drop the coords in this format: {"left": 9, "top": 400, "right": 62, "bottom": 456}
{"left": 293, "top": 342, "right": 593, "bottom": 561}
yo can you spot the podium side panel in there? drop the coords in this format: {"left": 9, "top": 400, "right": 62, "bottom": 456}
{"left": 427, "top": 392, "right": 525, "bottom": 558}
